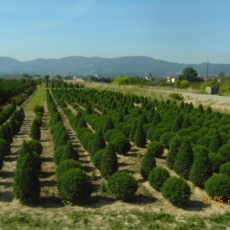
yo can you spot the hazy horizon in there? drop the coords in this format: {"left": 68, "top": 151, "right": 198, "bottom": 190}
{"left": 1, "top": 0, "right": 230, "bottom": 64}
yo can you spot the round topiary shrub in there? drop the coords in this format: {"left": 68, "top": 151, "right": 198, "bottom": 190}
{"left": 107, "top": 170, "right": 138, "bottom": 201}
{"left": 219, "top": 162, "right": 230, "bottom": 177}
{"left": 189, "top": 146, "right": 213, "bottom": 188}
{"left": 146, "top": 141, "right": 164, "bottom": 158}
{"left": 148, "top": 167, "right": 170, "bottom": 191}
{"left": 141, "top": 151, "right": 156, "bottom": 179}
{"left": 218, "top": 144, "right": 230, "bottom": 161}
{"left": 58, "top": 168, "right": 92, "bottom": 203}
{"left": 112, "top": 136, "right": 131, "bottom": 155}
{"left": 0, "top": 138, "right": 10, "bottom": 156}
{"left": 161, "top": 177, "right": 191, "bottom": 206}
{"left": 208, "top": 152, "right": 226, "bottom": 173}
{"left": 34, "top": 105, "right": 44, "bottom": 114}
{"left": 56, "top": 159, "right": 81, "bottom": 183}
{"left": 205, "top": 174, "right": 230, "bottom": 200}
{"left": 26, "top": 140, "right": 43, "bottom": 155}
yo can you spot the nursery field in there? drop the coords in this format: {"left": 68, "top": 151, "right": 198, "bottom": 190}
{"left": 0, "top": 82, "right": 230, "bottom": 229}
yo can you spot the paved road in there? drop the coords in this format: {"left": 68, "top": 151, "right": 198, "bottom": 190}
{"left": 180, "top": 92, "right": 230, "bottom": 103}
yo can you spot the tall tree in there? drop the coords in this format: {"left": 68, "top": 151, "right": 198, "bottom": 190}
{"left": 181, "top": 67, "right": 198, "bottom": 82}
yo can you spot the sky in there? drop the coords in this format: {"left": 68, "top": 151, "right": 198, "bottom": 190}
{"left": 1, "top": 0, "right": 230, "bottom": 64}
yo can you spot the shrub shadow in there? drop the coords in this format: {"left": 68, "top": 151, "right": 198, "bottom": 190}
{"left": 0, "top": 191, "right": 14, "bottom": 202}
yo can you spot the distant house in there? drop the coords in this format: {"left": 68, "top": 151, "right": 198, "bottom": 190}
{"left": 145, "top": 76, "right": 164, "bottom": 82}
{"left": 166, "top": 76, "right": 179, "bottom": 83}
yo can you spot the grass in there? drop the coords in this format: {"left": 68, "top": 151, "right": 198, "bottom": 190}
{"left": 1, "top": 209, "right": 229, "bottom": 229}
{"left": 23, "top": 84, "right": 45, "bottom": 112}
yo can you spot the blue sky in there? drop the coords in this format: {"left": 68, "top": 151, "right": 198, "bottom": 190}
{"left": 1, "top": 0, "right": 230, "bottom": 64}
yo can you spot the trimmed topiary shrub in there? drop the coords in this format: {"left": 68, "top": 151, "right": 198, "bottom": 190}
{"left": 60, "top": 141, "right": 78, "bottom": 163}
{"left": 107, "top": 170, "right": 138, "bottom": 201}
{"left": 209, "top": 130, "right": 222, "bottom": 152}
{"left": 56, "top": 159, "right": 81, "bottom": 183}
{"left": 196, "top": 135, "right": 211, "bottom": 148}
{"left": 208, "top": 152, "right": 226, "bottom": 173}
{"left": 30, "top": 120, "right": 41, "bottom": 140}
{"left": 141, "top": 150, "right": 156, "bottom": 179}
{"left": 100, "top": 144, "right": 118, "bottom": 179}
{"left": 58, "top": 168, "right": 92, "bottom": 203}
{"left": 0, "top": 138, "right": 10, "bottom": 156}
{"left": 26, "top": 140, "right": 43, "bottom": 155}
{"left": 134, "top": 121, "right": 146, "bottom": 147}
{"left": 219, "top": 162, "right": 230, "bottom": 177}
{"left": 148, "top": 167, "right": 170, "bottom": 191}
{"left": 13, "top": 152, "right": 40, "bottom": 204}
{"left": 166, "top": 136, "right": 184, "bottom": 169}
{"left": 218, "top": 144, "right": 230, "bottom": 161}
{"left": 91, "top": 130, "right": 106, "bottom": 156}
{"left": 205, "top": 174, "right": 230, "bottom": 200}
{"left": 146, "top": 141, "right": 164, "bottom": 158}
{"left": 92, "top": 149, "right": 105, "bottom": 170}
{"left": 159, "top": 132, "right": 175, "bottom": 149}
{"left": 171, "top": 114, "right": 183, "bottom": 132}
{"left": 54, "top": 145, "right": 67, "bottom": 165}
{"left": 102, "top": 117, "right": 114, "bottom": 135}
{"left": 173, "top": 140, "right": 193, "bottom": 179}
{"left": 34, "top": 105, "right": 44, "bottom": 114}
{"left": 161, "top": 177, "right": 191, "bottom": 206}
{"left": 189, "top": 146, "right": 213, "bottom": 188}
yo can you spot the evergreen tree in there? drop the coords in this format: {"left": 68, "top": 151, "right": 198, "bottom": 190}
{"left": 134, "top": 120, "right": 146, "bottom": 147}
{"left": 171, "top": 114, "right": 183, "bottom": 132}
{"left": 91, "top": 130, "right": 106, "bottom": 156}
{"left": 147, "top": 110, "right": 155, "bottom": 123}
{"left": 13, "top": 152, "right": 40, "bottom": 204}
{"left": 198, "top": 104, "right": 204, "bottom": 114}
{"left": 166, "top": 136, "right": 183, "bottom": 169}
{"left": 102, "top": 117, "right": 114, "bottom": 135}
{"left": 30, "top": 120, "right": 41, "bottom": 140}
{"left": 100, "top": 144, "right": 118, "bottom": 179}
{"left": 189, "top": 146, "right": 213, "bottom": 188}
{"left": 206, "top": 106, "right": 212, "bottom": 114}
{"left": 141, "top": 150, "right": 156, "bottom": 179}
{"left": 174, "top": 140, "right": 194, "bottom": 179}
{"left": 209, "top": 130, "right": 222, "bottom": 152}
{"left": 61, "top": 141, "right": 78, "bottom": 162}
{"left": 179, "top": 101, "right": 185, "bottom": 109}
{"left": 151, "top": 112, "right": 161, "bottom": 126}
{"left": 129, "top": 120, "right": 138, "bottom": 141}
{"left": 182, "top": 116, "right": 191, "bottom": 129}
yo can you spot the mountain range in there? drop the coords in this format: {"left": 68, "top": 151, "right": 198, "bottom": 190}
{"left": 0, "top": 56, "right": 229, "bottom": 77}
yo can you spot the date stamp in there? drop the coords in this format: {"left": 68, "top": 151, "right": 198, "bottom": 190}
{"left": 203, "top": 196, "right": 230, "bottom": 205}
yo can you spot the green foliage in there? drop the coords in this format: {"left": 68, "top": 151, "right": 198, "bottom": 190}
{"left": 34, "top": 105, "right": 44, "bottom": 114}
{"left": 102, "top": 117, "right": 114, "bottom": 135}
{"left": 141, "top": 150, "right": 156, "bottom": 179}
{"left": 148, "top": 167, "right": 170, "bottom": 191}
{"left": 107, "top": 170, "right": 138, "bottom": 200}
{"left": 171, "top": 114, "right": 183, "bottom": 132}
{"left": 189, "top": 146, "right": 213, "bottom": 188}
{"left": 13, "top": 152, "right": 40, "bottom": 204}
{"left": 60, "top": 141, "right": 78, "bottom": 162}
{"left": 100, "top": 144, "right": 118, "bottom": 179}
{"left": 91, "top": 130, "right": 106, "bottom": 156}
{"left": 182, "top": 116, "right": 191, "bottom": 129}
{"left": 0, "top": 138, "right": 10, "bottom": 156}
{"left": 196, "top": 135, "right": 211, "bottom": 148}
{"left": 151, "top": 112, "right": 161, "bottom": 126}
{"left": 92, "top": 149, "right": 105, "bottom": 169}
{"left": 26, "top": 140, "right": 43, "bottom": 155}
{"left": 219, "top": 162, "right": 230, "bottom": 177}
{"left": 209, "top": 130, "right": 222, "bottom": 152}
{"left": 146, "top": 141, "right": 164, "bottom": 157}
{"left": 30, "top": 120, "right": 41, "bottom": 140}
{"left": 218, "top": 144, "right": 230, "bottom": 161}
{"left": 159, "top": 132, "right": 174, "bottom": 149}
{"left": 58, "top": 168, "right": 92, "bottom": 203}
{"left": 166, "top": 136, "right": 183, "bottom": 169}
{"left": 205, "top": 174, "right": 230, "bottom": 199}
{"left": 56, "top": 159, "right": 81, "bottom": 183}
{"left": 134, "top": 121, "right": 146, "bottom": 147}
{"left": 208, "top": 152, "right": 226, "bottom": 173}
{"left": 0, "top": 155, "right": 3, "bottom": 170}
{"left": 169, "top": 93, "right": 183, "bottom": 100}
{"left": 161, "top": 177, "right": 191, "bottom": 206}
{"left": 181, "top": 66, "right": 198, "bottom": 81}
{"left": 173, "top": 140, "right": 193, "bottom": 179}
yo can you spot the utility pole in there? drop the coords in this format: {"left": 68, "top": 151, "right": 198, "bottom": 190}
{"left": 206, "top": 60, "right": 209, "bottom": 77}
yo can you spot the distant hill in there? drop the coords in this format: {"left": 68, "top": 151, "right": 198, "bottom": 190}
{"left": 0, "top": 56, "right": 229, "bottom": 77}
